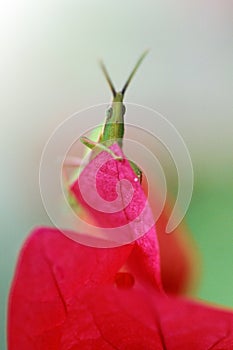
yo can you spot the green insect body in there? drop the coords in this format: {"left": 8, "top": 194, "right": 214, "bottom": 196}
{"left": 65, "top": 51, "right": 148, "bottom": 211}
{"left": 81, "top": 50, "right": 149, "bottom": 180}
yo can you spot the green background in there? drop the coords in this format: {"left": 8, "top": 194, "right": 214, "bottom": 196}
{"left": 1, "top": 1, "right": 232, "bottom": 348}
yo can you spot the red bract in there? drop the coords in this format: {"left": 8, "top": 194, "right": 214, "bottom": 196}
{"left": 8, "top": 228, "right": 233, "bottom": 349}
{"left": 154, "top": 201, "right": 199, "bottom": 295}
{"left": 8, "top": 144, "right": 233, "bottom": 349}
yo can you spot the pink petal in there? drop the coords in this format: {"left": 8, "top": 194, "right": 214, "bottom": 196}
{"left": 70, "top": 143, "right": 161, "bottom": 289}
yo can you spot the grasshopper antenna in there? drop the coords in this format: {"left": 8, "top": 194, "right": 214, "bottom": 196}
{"left": 121, "top": 49, "right": 149, "bottom": 96}
{"left": 99, "top": 60, "right": 116, "bottom": 98}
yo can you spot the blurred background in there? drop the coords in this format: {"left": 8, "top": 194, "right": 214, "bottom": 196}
{"left": 1, "top": 0, "right": 233, "bottom": 347}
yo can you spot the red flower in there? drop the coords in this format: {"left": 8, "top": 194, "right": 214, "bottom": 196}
{"left": 8, "top": 144, "right": 233, "bottom": 349}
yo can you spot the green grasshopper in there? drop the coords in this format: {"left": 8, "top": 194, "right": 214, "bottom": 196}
{"left": 65, "top": 51, "right": 148, "bottom": 211}
{"left": 80, "top": 50, "right": 149, "bottom": 182}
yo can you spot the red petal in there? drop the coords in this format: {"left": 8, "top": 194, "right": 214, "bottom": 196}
{"left": 8, "top": 227, "right": 132, "bottom": 349}
{"left": 8, "top": 229, "right": 233, "bottom": 349}
{"left": 155, "top": 199, "right": 200, "bottom": 295}
{"left": 155, "top": 296, "right": 233, "bottom": 349}
{"left": 82, "top": 287, "right": 233, "bottom": 349}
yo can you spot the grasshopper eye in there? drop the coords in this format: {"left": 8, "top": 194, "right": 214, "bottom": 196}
{"left": 122, "top": 104, "right": 126, "bottom": 115}
{"left": 106, "top": 106, "right": 113, "bottom": 120}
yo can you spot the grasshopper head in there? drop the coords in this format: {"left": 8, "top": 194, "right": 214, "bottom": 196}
{"left": 113, "top": 91, "right": 124, "bottom": 103}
